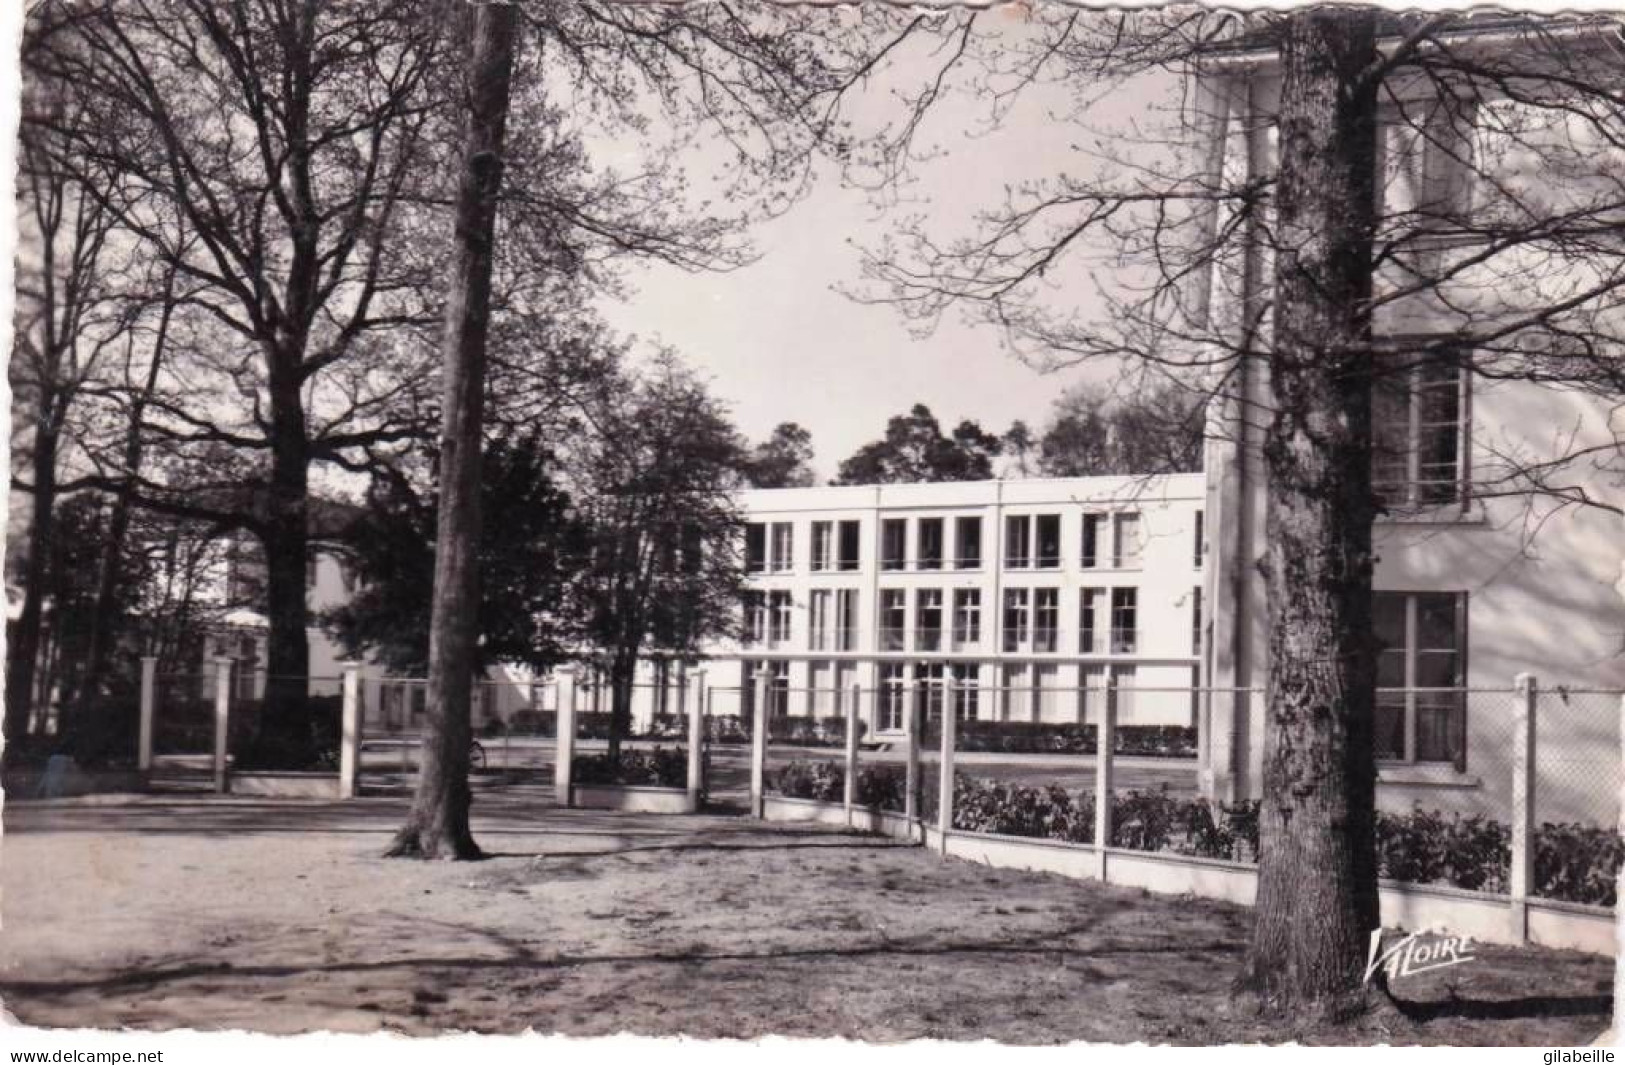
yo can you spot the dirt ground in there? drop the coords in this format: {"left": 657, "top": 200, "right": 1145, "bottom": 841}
{"left": 0, "top": 788, "right": 1613, "bottom": 1045}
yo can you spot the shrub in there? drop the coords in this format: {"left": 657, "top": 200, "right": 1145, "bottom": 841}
{"left": 772, "top": 760, "right": 845, "bottom": 802}
{"left": 768, "top": 759, "right": 906, "bottom": 810}
{"left": 1534, "top": 822, "right": 1623, "bottom": 907}
{"left": 572, "top": 747, "right": 687, "bottom": 788}
{"left": 953, "top": 720, "right": 1197, "bottom": 758}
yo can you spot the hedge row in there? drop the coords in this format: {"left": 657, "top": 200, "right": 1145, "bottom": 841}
{"left": 955, "top": 721, "right": 1196, "bottom": 758}
{"left": 769, "top": 761, "right": 1624, "bottom": 906}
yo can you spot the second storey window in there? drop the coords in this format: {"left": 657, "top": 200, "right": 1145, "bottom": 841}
{"left": 915, "top": 589, "right": 943, "bottom": 651}
{"left": 811, "top": 522, "right": 833, "bottom": 572}
{"left": 880, "top": 589, "right": 906, "bottom": 651}
{"left": 767, "top": 590, "right": 793, "bottom": 647}
{"left": 1374, "top": 350, "right": 1466, "bottom": 509}
{"left": 1035, "top": 514, "right": 1062, "bottom": 569}
{"left": 837, "top": 520, "right": 861, "bottom": 571}
{"left": 835, "top": 589, "right": 859, "bottom": 651}
{"left": 952, "top": 589, "right": 981, "bottom": 650}
{"left": 1110, "top": 587, "right": 1138, "bottom": 653}
{"left": 769, "top": 522, "right": 795, "bottom": 573}
{"left": 918, "top": 518, "right": 945, "bottom": 571}
{"left": 743, "top": 591, "right": 766, "bottom": 644}
{"left": 881, "top": 519, "right": 907, "bottom": 571}
{"left": 955, "top": 516, "right": 982, "bottom": 569}
{"left": 1005, "top": 515, "right": 1032, "bottom": 569}
{"left": 809, "top": 589, "right": 832, "bottom": 651}
{"left": 1080, "top": 587, "right": 1105, "bottom": 654}
{"left": 1003, "top": 588, "right": 1030, "bottom": 652}
{"left": 1193, "top": 510, "right": 1205, "bottom": 569}
{"left": 1113, "top": 513, "right": 1142, "bottom": 569}
{"left": 1033, "top": 587, "right": 1059, "bottom": 653}
{"left": 1081, "top": 513, "right": 1104, "bottom": 568}
{"left": 745, "top": 523, "right": 767, "bottom": 574}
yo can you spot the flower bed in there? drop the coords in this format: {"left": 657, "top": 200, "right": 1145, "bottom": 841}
{"left": 571, "top": 747, "right": 688, "bottom": 789}
{"left": 770, "top": 759, "right": 1623, "bottom": 906}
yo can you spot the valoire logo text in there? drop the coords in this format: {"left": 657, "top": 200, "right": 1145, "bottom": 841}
{"left": 1364, "top": 929, "right": 1477, "bottom": 984}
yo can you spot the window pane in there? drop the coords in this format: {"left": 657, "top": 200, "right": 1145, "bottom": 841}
{"left": 1415, "top": 593, "right": 1460, "bottom": 651}
{"left": 1372, "top": 594, "right": 1406, "bottom": 650}
{"left": 1374, "top": 698, "right": 1406, "bottom": 761}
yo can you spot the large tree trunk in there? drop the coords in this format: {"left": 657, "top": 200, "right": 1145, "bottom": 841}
{"left": 606, "top": 652, "right": 638, "bottom": 763}
{"left": 251, "top": 373, "right": 314, "bottom": 768}
{"left": 387, "top": 0, "right": 519, "bottom": 860}
{"left": 1240, "top": 10, "right": 1384, "bottom": 1016}
{"left": 5, "top": 418, "right": 59, "bottom": 759}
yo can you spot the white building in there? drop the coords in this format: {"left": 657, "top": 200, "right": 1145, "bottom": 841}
{"left": 695, "top": 475, "right": 1207, "bottom": 735}
{"left": 1188, "top": 19, "right": 1625, "bottom": 821}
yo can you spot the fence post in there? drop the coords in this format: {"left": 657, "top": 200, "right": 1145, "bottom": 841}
{"left": 1510, "top": 673, "right": 1537, "bottom": 943}
{"left": 750, "top": 667, "right": 769, "bottom": 818}
{"left": 555, "top": 666, "right": 577, "bottom": 807}
{"left": 212, "top": 656, "right": 232, "bottom": 794}
{"left": 1094, "top": 672, "right": 1118, "bottom": 881}
{"left": 938, "top": 675, "right": 956, "bottom": 856}
{"left": 138, "top": 656, "right": 157, "bottom": 772}
{"left": 686, "top": 668, "right": 706, "bottom": 811}
{"left": 844, "top": 683, "right": 861, "bottom": 826}
{"left": 339, "top": 664, "right": 361, "bottom": 799}
{"left": 905, "top": 677, "right": 922, "bottom": 836}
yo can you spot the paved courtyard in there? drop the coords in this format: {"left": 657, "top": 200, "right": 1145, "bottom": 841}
{"left": 0, "top": 789, "right": 1612, "bottom": 1044}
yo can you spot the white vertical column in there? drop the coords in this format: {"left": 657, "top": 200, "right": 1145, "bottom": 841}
{"left": 750, "top": 666, "right": 769, "bottom": 818}
{"left": 138, "top": 656, "right": 157, "bottom": 772}
{"left": 686, "top": 668, "right": 706, "bottom": 810}
{"left": 554, "top": 666, "right": 577, "bottom": 807}
{"left": 905, "top": 676, "right": 922, "bottom": 831}
{"left": 938, "top": 675, "right": 957, "bottom": 855}
{"left": 844, "top": 681, "right": 861, "bottom": 825}
{"left": 339, "top": 665, "right": 361, "bottom": 799}
{"left": 212, "top": 656, "right": 232, "bottom": 794}
{"left": 1094, "top": 672, "right": 1118, "bottom": 881}
{"left": 1510, "top": 673, "right": 1537, "bottom": 943}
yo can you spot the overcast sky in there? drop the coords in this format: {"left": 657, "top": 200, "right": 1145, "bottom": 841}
{"left": 594, "top": 18, "right": 1175, "bottom": 481}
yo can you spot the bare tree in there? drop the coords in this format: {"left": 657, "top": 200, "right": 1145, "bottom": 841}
{"left": 7, "top": 8, "right": 130, "bottom": 754}
{"left": 386, "top": 0, "right": 521, "bottom": 861}
{"left": 859, "top": 6, "right": 1625, "bottom": 1013}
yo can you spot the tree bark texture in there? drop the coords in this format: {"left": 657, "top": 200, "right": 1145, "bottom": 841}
{"left": 1241, "top": 10, "right": 1385, "bottom": 1014}
{"left": 387, "top": 1, "right": 520, "bottom": 860}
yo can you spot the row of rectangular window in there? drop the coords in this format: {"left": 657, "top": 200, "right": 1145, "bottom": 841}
{"left": 745, "top": 511, "right": 1203, "bottom": 574}
{"left": 741, "top": 660, "right": 1139, "bottom": 731}
{"left": 743, "top": 585, "right": 1208, "bottom": 658}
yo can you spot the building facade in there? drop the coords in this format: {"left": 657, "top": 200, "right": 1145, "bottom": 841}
{"left": 697, "top": 475, "right": 1207, "bottom": 735}
{"left": 1189, "top": 22, "right": 1625, "bottom": 818}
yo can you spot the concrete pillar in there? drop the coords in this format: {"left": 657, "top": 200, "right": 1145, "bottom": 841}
{"left": 1510, "top": 673, "right": 1537, "bottom": 942}
{"left": 686, "top": 668, "right": 706, "bottom": 809}
{"left": 938, "top": 675, "right": 957, "bottom": 855}
{"left": 1094, "top": 672, "right": 1118, "bottom": 880}
{"left": 212, "top": 656, "right": 232, "bottom": 794}
{"left": 750, "top": 667, "right": 769, "bottom": 818}
{"left": 339, "top": 665, "right": 361, "bottom": 799}
{"left": 905, "top": 676, "right": 922, "bottom": 829}
{"left": 138, "top": 656, "right": 156, "bottom": 772}
{"left": 844, "top": 682, "right": 861, "bottom": 825}
{"left": 555, "top": 667, "right": 577, "bottom": 807}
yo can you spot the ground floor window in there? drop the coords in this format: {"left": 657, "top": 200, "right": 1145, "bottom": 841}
{"left": 951, "top": 663, "right": 979, "bottom": 722}
{"left": 878, "top": 663, "right": 907, "bottom": 732}
{"left": 1374, "top": 591, "right": 1466, "bottom": 767}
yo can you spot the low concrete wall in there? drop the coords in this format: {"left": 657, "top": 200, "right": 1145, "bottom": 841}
{"left": 763, "top": 795, "right": 1616, "bottom": 956}
{"left": 229, "top": 772, "right": 343, "bottom": 800}
{"left": 3, "top": 764, "right": 148, "bottom": 799}
{"left": 572, "top": 784, "right": 697, "bottom": 814}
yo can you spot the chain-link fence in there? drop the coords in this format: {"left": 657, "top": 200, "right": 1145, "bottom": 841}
{"left": 1532, "top": 688, "right": 1622, "bottom": 906}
